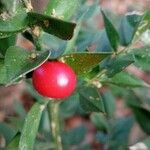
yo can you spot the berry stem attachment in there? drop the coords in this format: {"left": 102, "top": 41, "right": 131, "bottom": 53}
{"left": 48, "top": 100, "right": 63, "bottom": 150}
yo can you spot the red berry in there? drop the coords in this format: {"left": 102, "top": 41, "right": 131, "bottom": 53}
{"left": 32, "top": 61, "right": 77, "bottom": 99}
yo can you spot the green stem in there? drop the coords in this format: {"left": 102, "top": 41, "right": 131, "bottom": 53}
{"left": 33, "top": 34, "right": 42, "bottom": 51}
{"left": 48, "top": 101, "right": 63, "bottom": 150}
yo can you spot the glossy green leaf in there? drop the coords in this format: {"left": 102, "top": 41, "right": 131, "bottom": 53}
{"left": 28, "top": 12, "right": 76, "bottom": 40}
{"left": 101, "top": 71, "right": 149, "bottom": 87}
{"left": 77, "top": 1, "right": 99, "bottom": 21}
{"left": 0, "top": 58, "right": 7, "bottom": 84}
{"left": 125, "top": 90, "right": 143, "bottom": 108}
{"left": 96, "top": 30, "right": 113, "bottom": 52}
{"left": 13, "top": 101, "right": 26, "bottom": 119}
{"left": 39, "top": 32, "right": 66, "bottom": 59}
{"left": 64, "top": 23, "right": 81, "bottom": 54}
{"left": 77, "top": 29, "right": 98, "bottom": 51}
{"left": 118, "top": 14, "right": 141, "bottom": 46}
{"left": 62, "top": 125, "right": 86, "bottom": 146}
{"left": 108, "top": 117, "right": 134, "bottom": 150}
{"left": 60, "top": 93, "right": 80, "bottom": 118}
{"left": 0, "top": 32, "right": 13, "bottom": 39}
{"left": 4, "top": 46, "right": 51, "bottom": 85}
{"left": 96, "top": 132, "right": 109, "bottom": 144}
{"left": 64, "top": 12, "right": 85, "bottom": 54}
{"left": 128, "top": 104, "right": 150, "bottom": 134}
{"left": 0, "top": 8, "right": 28, "bottom": 33}
{"left": 18, "top": 101, "right": 48, "bottom": 150}
{"left": 126, "top": 13, "right": 142, "bottom": 27}
{"left": 0, "top": 35, "right": 16, "bottom": 55}
{"left": 133, "top": 9, "right": 150, "bottom": 42}
{"left": 118, "top": 17, "right": 132, "bottom": 46}
{"left": 44, "top": 0, "right": 79, "bottom": 21}
{"left": 0, "top": 1, "right": 27, "bottom": 38}
{"left": 135, "top": 56, "right": 150, "bottom": 71}
{"left": 90, "top": 113, "right": 109, "bottom": 132}
{"left": 101, "top": 10, "right": 119, "bottom": 52}
{"left": 119, "top": 13, "right": 142, "bottom": 45}
{"left": 6, "top": 133, "right": 20, "bottom": 150}
{"left": 0, "top": 122, "right": 17, "bottom": 144}
{"left": 60, "top": 52, "right": 112, "bottom": 75}
{"left": 79, "top": 86, "right": 105, "bottom": 113}
{"left": 105, "top": 52, "right": 134, "bottom": 77}
{"left": 85, "top": 65, "right": 100, "bottom": 80}
{"left": 102, "top": 91, "right": 116, "bottom": 117}
{"left": 119, "top": 12, "right": 147, "bottom": 46}
{"left": 59, "top": 2, "right": 99, "bottom": 52}
{"left": 131, "top": 46, "right": 150, "bottom": 71}
{"left": 7, "top": 117, "right": 24, "bottom": 132}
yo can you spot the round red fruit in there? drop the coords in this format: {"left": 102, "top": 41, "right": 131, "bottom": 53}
{"left": 32, "top": 61, "right": 77, "bottom": 99}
